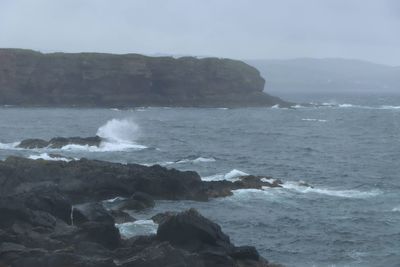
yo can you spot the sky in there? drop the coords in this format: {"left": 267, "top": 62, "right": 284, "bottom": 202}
{"left": 0, "top": 0, "right": 399, "bottom": 65}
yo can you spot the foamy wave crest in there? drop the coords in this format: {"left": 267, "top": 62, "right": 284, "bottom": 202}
{"left": 116, "top": 220, "right": 158, "bottom": 239}
{"left": 301, "top": 118, "right": 327, "bottom": 122}
{"left": 202, "top": 169, "right": 249, "bottom": 182}
{"left": 62, "top": 118, "right": 147, "bottom": 152}
{"left": 28, "top": 153, "right": 76, "bottom": 162}
{"left": 145, "top": 157, "right": 216, "bottom": 166}
{"left": 281, "top": 181, "right": 381, "bottom": 198}
{"left": 319, "top": 102, "right": 400, "bottom": 110}
{"left": 379, "top": 105, "right": 400, "bottom": 110}
{"left": 175, "top": 157, "right": 216, "bottom": 164}
{"left": 0, "top": 142, "right": 20, "bottom": 150}
{"left": 392, "top": 206, "right": 400, "bottom": 212}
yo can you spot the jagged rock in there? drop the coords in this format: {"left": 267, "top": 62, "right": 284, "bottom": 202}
{"left": 17, "top": 138, "right": 49, "bottom": 149}
{"left": 0, "top": 48, "right": 290, "bottom": 108}
{"left": 109, "top": 210, "right": 136, "bottom": 224}
{"left": 0, "top": 156, "right": 283, "bottom": 203}
{"left": 23, "top": 189, "right": 72, "bottom": 224}
{"left": 151, "top": 211, "right": 177, "bottom": 224}
{"left": 17, "top": 136, "right": 102, "bottom": 149}
{"left": 72, "top": 202, "right": 114, "bottom": 225}
{"left": 110, "top": 192, "right": 155, "bottom": 212}
{"left": 76, "top": 222, "right": 120, "bottom": 249}
{"left": 157, "top": 208, "right": 232, "bottom": 251}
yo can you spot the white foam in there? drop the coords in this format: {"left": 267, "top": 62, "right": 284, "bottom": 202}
{"left": 392, "top": 206, "right": 400, "bottom": 212}
{"left": 271, "top": 104, "right": 280, "bottom": 109}
{"left": 292, "top": 104, "right": 306, "bottom": 108}
{"left": 28, "top": 153, "right": 76, "bottom": 162}
{"left": 62, "top": 118, "right": 147, "bottom": 152}
{"left": 0, "top": 141, "right": 20, "bottom": 150}
{"left": 202, "top": 169, "right": 249, "bottom": 182}
{"left": 261, "top": 178, "right": 276, "bottom": 184}
{"left": 176, "top": 157, "right": 216, "bottom": 164}
{"left": 338, "top": 103, "right": 354, "bottom": 108}
{"left": 379, "top": 105, "right": 400, "bottom": 110}
{"left": 281, "top": 181, "right": 380, "bottom": 198}
{"left": 116, "top": 220, "right": 158, "bottom": 239}
{"left": 301, "top": 118, "right": 327, "bottom": 122}
{"left": 103, "top": 196, "right": 126, "bottom": 203}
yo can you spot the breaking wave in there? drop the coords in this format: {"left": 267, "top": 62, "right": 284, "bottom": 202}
{"left": 0, "top": 141, "right": 20, "bottom": 150}
{"left": 144, "top": 157, "right": 216, "bottom": 166}
{"left": 116, "top": 220, "right": 158, "bottom": 239}
{"left": 318, "top": 102, "right": 400, "bottom": 110}
{"left": 202, "top": 169, "right": 249, "bottom": 182}
{"left": 281, "top": 181, "right": 381, "bottom": 198}
{"left": 230, "top": 181, "right": 380, "bottom": 199}
{"left": 0, "top": 119, "right": 148, "bottom": 152}
{"left": 28, "top": 153, "right": 77, "bottom": 162}
{"left": 301, "top": 118, "right": 327, "bottom": 122}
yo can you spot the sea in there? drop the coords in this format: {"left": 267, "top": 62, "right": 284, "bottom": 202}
{"left": 0, "top": 93, "right": 399, "bottom": 267}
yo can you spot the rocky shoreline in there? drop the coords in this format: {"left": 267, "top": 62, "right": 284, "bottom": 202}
{"left": 0, "top": 156, "right": 283, "bottom": 267}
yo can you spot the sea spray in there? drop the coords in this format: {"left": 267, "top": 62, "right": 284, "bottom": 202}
{"left": 95, "top": 118, "right": 147, "bottom": 151}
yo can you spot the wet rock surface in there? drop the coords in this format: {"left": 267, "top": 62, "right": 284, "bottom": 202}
{"left": 0, "top": 156, "right": 283, "bottom": 267}
{"left": 17, "top": 136, "right": 102, "bottom": 149}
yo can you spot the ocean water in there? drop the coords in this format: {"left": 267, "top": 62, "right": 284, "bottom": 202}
{"left": 1, "top": 93, "right": 399, "bottom": 267}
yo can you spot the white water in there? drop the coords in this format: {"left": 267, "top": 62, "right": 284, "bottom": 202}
{"left": 202, "top": 169, "right": 249, "bottom": 182}
{"left": 301, "top": 118, "right": 327, "bottom": 122}
{"left": 28, "top": 153, "right": 76, "bottom": 162}
{"left": 230, "top": 181, "right": 381, "bottom": 200}
{"left": 392, "top": 206, "right": 400, "bottom": 212}
{"left": 319, "top": 102, "right": 400, "bottom": 110}
{"left": 116, "top": 220, "right": 158, "bottom": 239}
{"left": 0, "top": 141, "right": 20, "bottom": 150}
{"left": 281, "top": 181, "right": 381, "bottom": 198}
{"left": 0, "top": 118, "right": 147, "bottom": 152}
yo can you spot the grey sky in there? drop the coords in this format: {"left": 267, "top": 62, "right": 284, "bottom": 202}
{"left": 0, "top": 0, "right": 399, "bottom": 65}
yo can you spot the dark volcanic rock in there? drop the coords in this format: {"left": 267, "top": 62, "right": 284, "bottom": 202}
{"left": 0, "top": 156, "right": 282, "bottom": 203}
{"left": 17, "top": 135, "right": 102, "bottom": 149}
{"left": 0, "top": 48, "right": 290, "bottom": 108}
{"left": 0, "top": 156, "right": 284, "bottom": 266}
{"left": 72, "top": 202, "right": 114, "bottom": 225}
{"left": 0, "top": 192, "right": 277, "bottom": 267}
{"left": 157, "top": 208, "right": 231, "bottom": 251}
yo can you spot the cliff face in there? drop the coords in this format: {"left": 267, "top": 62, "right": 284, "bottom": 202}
{"left": 0, "top": 49, "right": 287, "bottom": 107}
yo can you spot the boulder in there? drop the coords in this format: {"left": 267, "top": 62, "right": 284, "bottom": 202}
{"left": 110, "top": 192, "right": 155, "bottom": 212}
{"left": 151, "top": 211, "right": 177, "bottom": 224}
{"left": 17, "top": 136, "right": 102, "bottom": 149}
{"left": 17, "top": 138, "right": 49, "bottom": 149}
{"left": 157, "top": 208, "right": 231, "bottom": 251}
{"left": 72, "top": 202, "right": 114, "bottom": 225}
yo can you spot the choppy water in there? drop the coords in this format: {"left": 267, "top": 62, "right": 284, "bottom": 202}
{"left": 1, "top": 93, "right": 399, "bottom": 267}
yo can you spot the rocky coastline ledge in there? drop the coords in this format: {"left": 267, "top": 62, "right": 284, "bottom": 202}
{"left": 0, "top": 49, "right": 291, "bottom": 108}
{"left": 0, "top": 156, "right": 283, "bottom": 267}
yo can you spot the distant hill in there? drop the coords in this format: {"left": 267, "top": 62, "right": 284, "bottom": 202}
{"left": 0, "top": 49, "right": 289, "bottom": 107}
{"left": 246, "top": 58, "right": 400, "bottom": 93}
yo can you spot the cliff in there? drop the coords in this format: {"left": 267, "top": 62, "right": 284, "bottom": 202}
{"left": 0, "top": 49, "right": 288, "bottom": 107}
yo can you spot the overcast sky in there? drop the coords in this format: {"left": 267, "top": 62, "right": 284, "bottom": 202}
{"left": 0, "top": 0, "right": 399, "bottom": 65}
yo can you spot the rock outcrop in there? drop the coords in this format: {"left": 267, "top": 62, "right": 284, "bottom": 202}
{"left": 17, "top": 136, "right": 102, "bottom": 149}
{"left": 0, "top": 48, "right": 290, "bottom": 107}
{"left": 0, "top": 156, "right": 281, "bottom": 202}
{"left": 0, "top": 156, "right": 284, "bottom": 266}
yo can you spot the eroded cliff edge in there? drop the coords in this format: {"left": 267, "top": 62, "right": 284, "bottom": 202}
{"left": 0, "top": 49, "right": 289, "bottom": 107}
